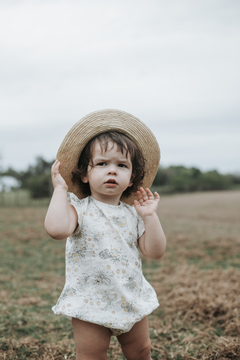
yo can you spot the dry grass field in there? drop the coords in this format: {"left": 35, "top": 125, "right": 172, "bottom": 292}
{"left": 0, "top": 190, "right": 240, "bottom": 359}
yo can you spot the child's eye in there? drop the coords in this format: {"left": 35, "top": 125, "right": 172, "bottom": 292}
{"left": 118, "top": 164, "right": 127, "bottom": 168}
{"left": 97, "top": 162, "right": 107, "bottom": 166}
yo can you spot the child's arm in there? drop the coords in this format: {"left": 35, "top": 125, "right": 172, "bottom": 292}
{"left": 44, "top": 160, "right": 78, "bottom": 240}
{"left": 134, "top": 187, "right": 166, "bottom": 259}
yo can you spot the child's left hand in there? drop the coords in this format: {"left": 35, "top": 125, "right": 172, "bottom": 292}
{"left": 134, "top": 187, "right": 160, "bottom": 219}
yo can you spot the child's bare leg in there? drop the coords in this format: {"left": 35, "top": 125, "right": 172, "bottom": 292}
{"left": 117, "top": 316, "right": 152, "bottom": 360}
{"left": 72, "top": 318, "right": 111, "bottom": 360}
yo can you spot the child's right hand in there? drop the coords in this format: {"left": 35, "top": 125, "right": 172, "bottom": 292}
{"left": 51, "top": 160, "right": 68, "bottom": 191}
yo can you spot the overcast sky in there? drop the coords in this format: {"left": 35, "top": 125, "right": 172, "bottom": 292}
{"left": 0, "top": 0, "right": 239, "bottom": 174}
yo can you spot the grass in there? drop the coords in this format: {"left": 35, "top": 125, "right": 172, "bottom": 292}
{"left": 0, "top": 190, "right": 50, "bottom": 207}
{"left": 0, "top": 190, "right": 240, "bottom": 359}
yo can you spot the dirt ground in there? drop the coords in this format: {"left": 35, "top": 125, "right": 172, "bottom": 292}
{"left": 0, "top": 190, "right": 239, "bottom": 359}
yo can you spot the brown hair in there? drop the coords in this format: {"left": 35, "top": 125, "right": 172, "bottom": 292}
{"left": 72, "top": 131, "right": 146, "bottom": 198}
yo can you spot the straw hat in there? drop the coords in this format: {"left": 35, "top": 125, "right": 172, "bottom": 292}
{"left": 57, "top": 109, "right": 160, "bottom": 205}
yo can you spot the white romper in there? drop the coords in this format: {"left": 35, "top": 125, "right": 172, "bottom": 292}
{"left": 52, "top": 193, "right": 159, "bottom": 334}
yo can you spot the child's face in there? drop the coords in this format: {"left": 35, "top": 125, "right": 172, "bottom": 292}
{"left": 82, "top": 141, "right": 133, "bottom": 205}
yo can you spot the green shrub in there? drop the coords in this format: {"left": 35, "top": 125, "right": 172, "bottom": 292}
{"left": 153, "top": 166, "right": 233, "bottom": 193}
{"left": 27, "top": 174, "right": 52, "bottom": 199}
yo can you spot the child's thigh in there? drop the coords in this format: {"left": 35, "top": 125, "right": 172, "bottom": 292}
{"left": 117, "top": 316, "right": 152, "bottom": 360}
{"left": 72, "top": 318, "right": 111, "bottom": 359}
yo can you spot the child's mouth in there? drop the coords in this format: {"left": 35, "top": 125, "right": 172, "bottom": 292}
{"left": 105, "top": 179, "right": 118, "bottom": 187}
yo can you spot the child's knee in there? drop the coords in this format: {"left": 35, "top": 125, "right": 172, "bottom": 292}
{"left": 121, "top": 338, "right": 152, "bottom": 360}
{"left": 75, "top": 348, "right": 108, "bottom": 360}
{"left": 75, "top": 340, "right": 109, "bottom": 360}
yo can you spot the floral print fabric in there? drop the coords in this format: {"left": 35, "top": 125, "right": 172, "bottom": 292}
{"left": 52, "top": 193, "right": 159, "bottom": 333}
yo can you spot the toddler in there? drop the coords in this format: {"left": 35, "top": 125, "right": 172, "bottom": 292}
{"left": 44, "top": 109, "right": 166, "bottom": 360}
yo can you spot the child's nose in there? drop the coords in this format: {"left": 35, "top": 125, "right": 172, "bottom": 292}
{"left": 107, "top": 166, "right": 117, "bottom": 175}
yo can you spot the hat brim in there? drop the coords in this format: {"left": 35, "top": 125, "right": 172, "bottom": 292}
{"left": 57, "top": 109, "right": 160, "bottom": 205}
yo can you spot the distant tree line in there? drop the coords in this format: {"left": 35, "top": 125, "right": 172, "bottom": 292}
{"left": 153, "top": 166, "right": 240, "bottom": 193}
{"left": 1, "top": 157, "right": 53, "bottom": 198}
{"left": 0, "top": 157, "right": 240, "bottom": 198}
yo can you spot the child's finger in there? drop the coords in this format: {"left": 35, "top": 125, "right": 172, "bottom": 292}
{"left": 154, "top": 191, "right": 160, "bottom": 199}
{"left": 51, "top": 160, "right": 60, "bottom": 176}
{"left": 52, "top": 160, "right": 58, "bottom": 168}
{"left": 145, "top": 188, "right": 154, "bottom": 199}
{"left": 136, "top": 190, "right": 144, "bottom": 204}
{"left": 51, "top": 161, "right": 56, "bottom": 174}
{"left": 154, "top": 191, "right": 160, "bottom": 202}
{"left": 139, "top": 187, "right": 148, "bottom": 201}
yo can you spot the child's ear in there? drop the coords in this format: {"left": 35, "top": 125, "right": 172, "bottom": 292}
{"left": 128, "top": 180, "right": 133, "bottom": 187}
{"left": 128, "top": 172, "right": 135, "bottom": 187}
{"left": 81, "top": 176, "right": 88, "bottom": 184}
